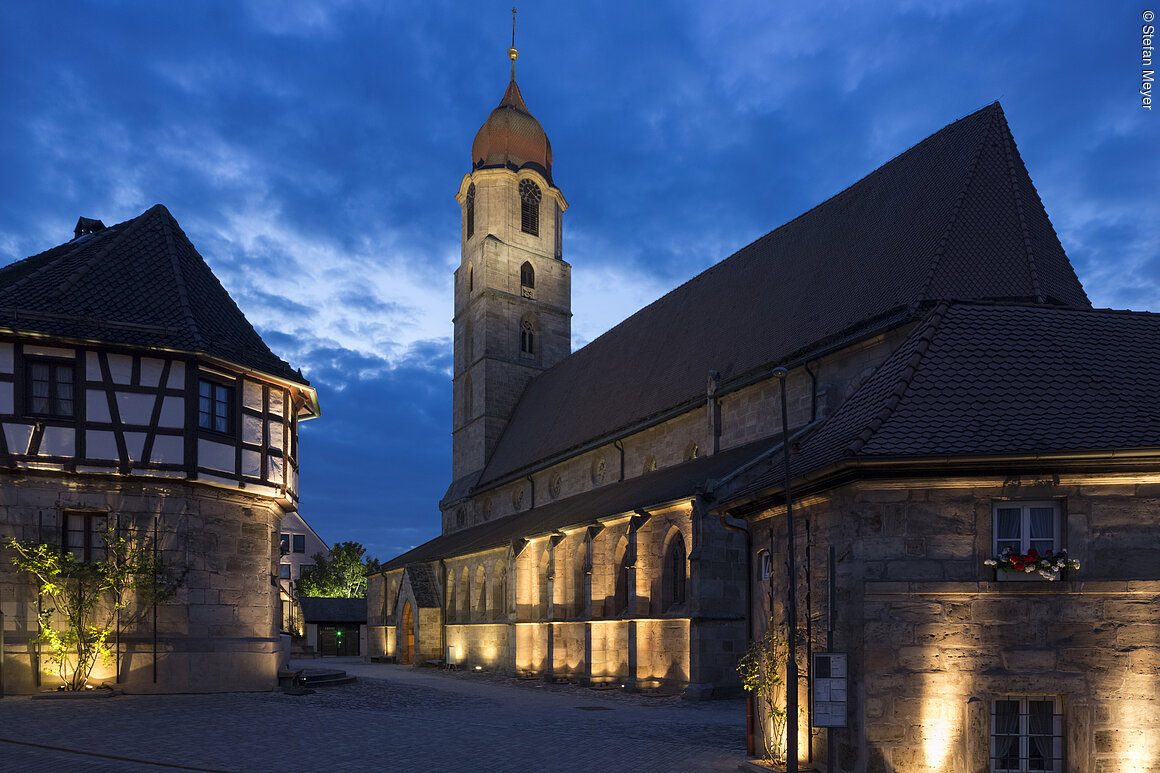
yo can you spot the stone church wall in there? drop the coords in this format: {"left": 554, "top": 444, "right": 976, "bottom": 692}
{"left": 750, "top": 477, "right": 1160, "bottom": 772}
{"left": 0, "top": 472, "right": 282, "bottom": 695}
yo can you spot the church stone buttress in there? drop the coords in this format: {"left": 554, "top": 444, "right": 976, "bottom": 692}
{"left": 451, "top": 44, "right": 570, "bottom": 484}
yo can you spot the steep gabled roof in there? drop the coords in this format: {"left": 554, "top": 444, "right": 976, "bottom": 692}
{"left": 0, "top": 204, "right": 307, "bottom": 385}
{"left": 474, "top": 103, "right": 1089, "bottom": 491}
{"left": 726, "top": 303, "right": 1160, "bottom": 505}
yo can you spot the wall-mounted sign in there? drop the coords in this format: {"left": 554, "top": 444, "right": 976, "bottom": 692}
{"left": 812, "top": 652, "right": 848, "bottom": 727}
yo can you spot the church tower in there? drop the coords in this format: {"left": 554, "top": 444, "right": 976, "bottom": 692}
{"left": 451, "top": 34, "right": 570, "bottom": 484}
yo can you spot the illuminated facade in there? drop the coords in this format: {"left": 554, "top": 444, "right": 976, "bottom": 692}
{"left": 0, "top": 207, "right": 320, "bottom": 693}
{"left": 369, "top": 45, "right": 1159, "bottom": 752}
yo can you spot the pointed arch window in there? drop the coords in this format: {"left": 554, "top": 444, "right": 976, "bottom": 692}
{"left": 520, "top": 261, "right": 535, "bottom": 289}
{"left": 519, "top": 179, "right": 541, "bottom": 236}
{"left": 520, "top": 317, "right": 537, "bottom": 358}
{"left": 662, "top": 532, "right": 687, "bottom": 611}
{"left": 465, "top": 183, "right": 476, "bottom": 239}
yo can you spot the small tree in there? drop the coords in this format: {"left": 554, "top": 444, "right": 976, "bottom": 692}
{"left": 7, "top": 523, "right": 176, "bottom": 690}
{"left": 738, "top": 628, "right": 789, "bottom": 764}
{"left": 296, "top": 541, "right": 380, "bottom": 598}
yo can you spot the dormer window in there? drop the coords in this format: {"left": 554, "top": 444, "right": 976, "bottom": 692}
{"left": 465, "top": 183, "right": 476, "bottom": 239}
{"left": 26, "top": 359, "right": 75, "bottom": 418}
{"left": 519, "top": 179, "right": 541, "bottom": 236}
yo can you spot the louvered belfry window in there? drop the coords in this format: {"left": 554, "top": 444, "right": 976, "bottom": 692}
{"left": 519, "top": 179, "right": 541, "bottom": 236}
{"left": 465, "top": 183, "right": 476, "bottom": 239}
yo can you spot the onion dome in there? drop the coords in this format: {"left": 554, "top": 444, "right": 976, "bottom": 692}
{"left": 471, "top": 73, "right": 553, "bottom": 184}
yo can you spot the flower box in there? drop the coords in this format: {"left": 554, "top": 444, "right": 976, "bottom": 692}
{"left": 985, "top": 548, "right": 1079, "bottom": 581}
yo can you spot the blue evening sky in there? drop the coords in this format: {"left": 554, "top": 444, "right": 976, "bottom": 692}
{"left": 1, "top": 1, "right": 1155, "bottom": 562}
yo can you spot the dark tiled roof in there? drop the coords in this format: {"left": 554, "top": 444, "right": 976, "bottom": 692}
{"left": 298, "top": 597, "right": 367, "bottom": 623}
{"left": 404, "top": 563, "right": 442, "bottom": 608}
{"left": 728, "top": 303, "right": 1160, "bottom": 502}
{"left": 475, "top": 103, "right": 1088, "bottom": 490}
{"left": 0, "top": 204, "right": 307, "bottom": 385}
{"left": 387, "top": 439, "right": 772, "bottom": 570}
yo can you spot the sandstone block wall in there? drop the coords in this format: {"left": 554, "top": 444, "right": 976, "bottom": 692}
{"left": 0, "top": 472, "right": 282, "bottom": 694}
{"left": 749, "top": 477, "right": 1160, "bottom": 772}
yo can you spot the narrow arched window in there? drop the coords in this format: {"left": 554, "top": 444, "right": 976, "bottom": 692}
{"left": 519, "top": 179, "right": 541, "bottom": 236}
{"left": 613, "top": 543, "right": 630, "bottom": 617}
{"left": 465, "top": 183, "right": 476, "bottom": 239}
{"left": 662, "top": 533, "right": 687, "bottom": 611}
{"left": 520, "top": 318, "right": 535, "bottom": 357}
{"left": 554, "top": 201, "right": 562, "bottom": 259}
{"left": 520, "top": 261, "right": 535, "bottom": 289}
{"left": 468, "top": 264, "right": 473, "bottom": 293}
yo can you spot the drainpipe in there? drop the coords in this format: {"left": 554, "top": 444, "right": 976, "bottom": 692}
{"left": 439, "top": 560, "right": 449, "bottom": 664}
{"left": 804, "top": 360, "right": 818, "bottom": 423}
{"left": 613, "top": 440, "right": 625, "bottom": 482}
{"left": 716, "top": 506, "right": 753, "bottom": 755}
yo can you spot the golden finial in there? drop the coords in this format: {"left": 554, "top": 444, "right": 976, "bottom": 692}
{"left": 508, "top": 7, "right": 519, "bottom": 80}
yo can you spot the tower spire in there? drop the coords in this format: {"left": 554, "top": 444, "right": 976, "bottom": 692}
{"left": 508, "top": 7, "right": 519, "bottom": 81}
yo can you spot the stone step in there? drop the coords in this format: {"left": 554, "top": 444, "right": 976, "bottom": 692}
{"left": 298, "top": 668, "right": 356, "bottom": 688}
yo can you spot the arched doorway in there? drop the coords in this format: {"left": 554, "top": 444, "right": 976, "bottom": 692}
{"left": 401, "top": 601, "right": 414, "bottom": 665}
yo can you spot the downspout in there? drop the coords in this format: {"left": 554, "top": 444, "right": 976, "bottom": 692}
{"left": 613, "top": 440, "right": 625, "bottom": 482}
{"left": 439, "top": 560, "right": 448, "bottom": 663}
{"left": 713, "top": 498, "right": 754, "bottom": 756}
{"left": 804, "top": 360, "right": 818, "bottom": 423}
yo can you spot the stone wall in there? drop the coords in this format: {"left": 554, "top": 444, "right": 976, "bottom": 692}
{"left": 748, "top": 476, "right": 1160, "bottom": 772}
{"left": 0, "top": 471, "right": 282, "bottom": 694}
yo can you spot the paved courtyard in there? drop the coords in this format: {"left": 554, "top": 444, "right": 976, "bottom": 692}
{"left": 0, "top": 659, "right": 748, "bottom": 772}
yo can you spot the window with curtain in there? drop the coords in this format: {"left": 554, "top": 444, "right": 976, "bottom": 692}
{"left": 991, "top": 696, "right": 1062, "bottom": 772}
{"left": 26, "top": 358, "right": 74, "bottom": 418}
{"left": 994, "top": 502, "right": 1060, "bottom": 558}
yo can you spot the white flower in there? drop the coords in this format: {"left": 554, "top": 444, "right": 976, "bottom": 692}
{"left": 1024, "top": 565, "right": 1035, "bottom": 572}
{"left": 984, "top": 559, "right": 998, "bottom": 567}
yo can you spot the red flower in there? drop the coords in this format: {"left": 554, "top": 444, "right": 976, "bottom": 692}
{"left": 1045, "top": 549, "right": 1054, "bottom": 557}
{"left": 1026, "top": 548, "right": 1039, "bottom": 559}
{"left": 1012, "top": 561, "right": 1024, "bottom": 571}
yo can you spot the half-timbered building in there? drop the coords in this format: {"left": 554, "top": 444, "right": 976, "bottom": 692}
{"left": 0, "top": 205, "right": 319, "bottom": 693}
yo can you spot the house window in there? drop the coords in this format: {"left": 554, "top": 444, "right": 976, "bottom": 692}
{"left": 465, "top": 183, "right": 476, "bottom": 239}
{"left": 662, "top": 533, "right": 687, "bottom": 609}
{"left": 63, "top": 512, "right": 108, "bottom": 562}
{"left": 994, "top": 502, "right": 1060, "bottom": 558}
{"left": 519, "top": 179, "right": 541, "bottom": 236}
{"left": 198, "top": 379, "right": 233, "bottom": 434}
{"left": 279, "top": 563, "right": 291, "bottom": 580}
{"left": 758, "top": 549, "right": 772, "bottom": 580}
{"left": 991, "top": 696, "right": 1063, "bottom": 772}
{"left": 299, "top": 563, "right": 313, "bottom": 578}
{"left": 26, "top": 359, "right": 74, "bottom": 418}
{"left": 280, "top": 533, "right": 290, "bottom": 554}
{"left": 292, "top": 534, "right": 306, "bottom": 553}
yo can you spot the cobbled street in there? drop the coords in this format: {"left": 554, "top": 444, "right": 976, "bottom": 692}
{"left": 0, "top": 659, "right": 748, "bottom": 772}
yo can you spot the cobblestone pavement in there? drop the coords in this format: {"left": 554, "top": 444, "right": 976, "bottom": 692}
{"left": 0, "top": 659, "right": 748, "bottom": 772}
